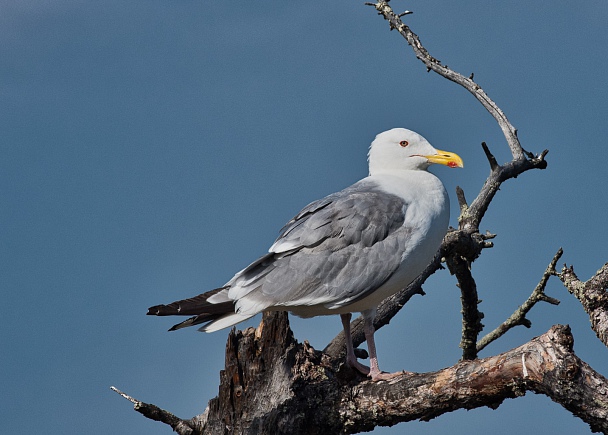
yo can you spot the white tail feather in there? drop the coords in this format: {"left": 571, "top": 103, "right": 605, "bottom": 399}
{"left": 198, "top": 312, "right": 255, "bottom": 333}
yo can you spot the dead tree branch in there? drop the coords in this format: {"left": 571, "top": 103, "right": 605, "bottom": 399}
{"left": 554, "top": 261, "right": 608, "bottom": 348}
{"left": 111, "top": 387, "right": 198, "bottom": 435}
{"left": 367, "top": 1, "right": 523, "bottom": 161}
{"left": 366, "top": 1, "right": 548, "bottom": 229}
{"left": 332, "top": 1, "right": 548, "bottom": 365}
{"left": 120, "top": 312, "right": 608, "bottom": 434}
{"left": 445, "top": 253, "right": 484, "bottom": 360}
{"left": 477, "top": 248, "right": 562, "bottom": 353}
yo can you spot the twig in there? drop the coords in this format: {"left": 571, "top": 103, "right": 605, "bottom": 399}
{"left": 110, "top": 386, "right": 198, "bottom": 435}
{"left": 481, "top": 142, "right": 499, "bottom": 171}
{"left": 477, "top": 248, "right": 563, "bottom": 352}
{"left": 456, "top": 186, "right": 469, "bottom": 214}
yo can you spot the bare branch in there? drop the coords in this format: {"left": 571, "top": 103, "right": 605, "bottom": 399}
{"left": 477, "top": 248, "right": 563, "bottom": 352}
{"left": 367, "top": 1, "right": 548, "bottom": 234}
{"left": 481, "top": 141, "right": 499, "bottom": 171}
{"left": 455, "top": 186, "right": 468, "bottom": 212}
{"left": 328, "top": 0, "right": 550, "bottom": 384}
{"left": 123, "top": 316, "right": 608, "bottom": 434}
{"left": 346, "top": 325, "right": 608, "bottom": 434}
{"left": 111, "top": 386, "right": 198, "bottom": 435}
{"left": 367, "top": 1, "right": 523, "bottom": 160}
{"left": 445, "top": 254, "right": 484, "bottom": 360}
{"left": 555, "top": 260, "right": 608, "bottom": 348}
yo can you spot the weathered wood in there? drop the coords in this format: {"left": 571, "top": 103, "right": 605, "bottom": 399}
{"left": 123, "top": 314, "right": 608, "bottom": 434}
{"left": 200, "top": 311, "right": 301, "bottom": 434}
{"left": 556, "top": 262, "right": 608, "bottom": 348}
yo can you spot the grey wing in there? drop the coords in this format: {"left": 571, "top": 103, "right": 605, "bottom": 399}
{"left": 228, "top": 180, "right": 413, "bottom": 313}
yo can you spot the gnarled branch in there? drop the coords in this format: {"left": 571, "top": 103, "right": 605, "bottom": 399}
{"left": 119, "top": 313, "right": 608, "bottom": 434}
{"left": 477, "top": 248, "right": 562, "bottom": 352}
{"left": 554, "top": 260, "right": 608, "bottom": 348}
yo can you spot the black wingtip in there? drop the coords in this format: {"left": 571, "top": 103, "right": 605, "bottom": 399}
{"left": 147, "top": 305, "right": 163, "bottom": 315}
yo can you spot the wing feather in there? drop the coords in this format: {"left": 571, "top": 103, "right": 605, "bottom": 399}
{"left": 148, "top": 179, "right": 418, "bottom": 330}
{"left": 230, "top": 179, "right": 413, "bottom": 313}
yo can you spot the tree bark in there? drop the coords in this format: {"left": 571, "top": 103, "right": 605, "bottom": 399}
{"left": 555, "top": 262, "right": 608, "bottom": 348}
{"left": 121, "top": 312, "right": 608, "bottom": 434}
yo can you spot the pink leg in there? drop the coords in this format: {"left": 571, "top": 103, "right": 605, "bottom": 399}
{"left": 362, "top": 310, "right": 408, "bottom": 381}
{"left": 340, "top": 313, "right": 370, "bottom": 375}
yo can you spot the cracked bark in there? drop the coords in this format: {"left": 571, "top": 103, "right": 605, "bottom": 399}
{"left": 555, "top": 262, "right": 608, "bottom": 348}
{"left": 115, "top": 312, "right": 608, "bottom": 434}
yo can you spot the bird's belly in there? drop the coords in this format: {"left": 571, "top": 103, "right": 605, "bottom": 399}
{"left": 338, "top": 249, "right": 432, "bottom": 313}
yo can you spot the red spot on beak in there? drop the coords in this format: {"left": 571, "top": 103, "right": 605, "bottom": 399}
{"left": 447, "top": 161, "right": 458, "bottom": 168}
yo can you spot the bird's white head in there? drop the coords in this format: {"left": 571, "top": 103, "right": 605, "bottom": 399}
{"left": 368, "top": 128, "right": 463, "bottom": 176}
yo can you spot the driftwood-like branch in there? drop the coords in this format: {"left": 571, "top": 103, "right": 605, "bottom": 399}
{"left": 123, "top": 312, "right": 608, "bottom": 434}
{"left": 477, "top": 248, "right": 563, "bottom": 352}
{"left": 554, "top": 261, "right": 608, "bottom": 348}
{"left": 111, "top": 387, "right": 199, "bottom": 435}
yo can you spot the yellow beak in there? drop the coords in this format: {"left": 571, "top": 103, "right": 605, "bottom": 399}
{"left": 424, "top": 149, "right": 464, "bottom": 168}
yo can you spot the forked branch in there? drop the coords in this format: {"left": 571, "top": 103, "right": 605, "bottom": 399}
{"left": 117, "top": 314, "right": 608, "bottom": 434}
{"left": 332, "top": 1, "right": 549, "bottom": 361}
{"left": 477, "top": 248, "right": 563, "bottom": 353}
{"left": 366, "top": 1, "right": 548, "bottom": 230}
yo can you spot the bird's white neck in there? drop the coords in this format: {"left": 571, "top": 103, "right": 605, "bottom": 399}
{"left": 367, "top": 170, "right": 446, "bottom": 204}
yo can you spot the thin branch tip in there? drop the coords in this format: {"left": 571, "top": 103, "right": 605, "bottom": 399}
{"left": 481, "top": 141, "right": 499, "bottom": 171}
{"left": 482, "top": 231, "right": 497, "bottom": 240}
{"left": 455, "top": 186, "right": 468, "bottom": 210}
{"left": 111, "top": 386, "right": 139, "bottom": 405}
{"left": 540, "top": 294, "right": 561, "bottom": 306}
{"left": 552, "top": 247, "right": 564, "bottom": 264}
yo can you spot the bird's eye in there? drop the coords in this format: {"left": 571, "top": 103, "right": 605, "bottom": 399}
{"left": 399, "top": 140, "right": 409, "bottom": 147}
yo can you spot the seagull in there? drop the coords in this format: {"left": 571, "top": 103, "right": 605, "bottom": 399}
{"left": 148, "top": 128, "right": 463, "bottom": 381}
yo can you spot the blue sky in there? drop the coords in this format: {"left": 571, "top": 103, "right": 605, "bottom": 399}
{"left": 2, "top": 1, "right": 607, "bottom": 434}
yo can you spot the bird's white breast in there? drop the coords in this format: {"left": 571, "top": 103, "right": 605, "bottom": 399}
{"left": 334, "top": 171, "right": 449, "bottom": 313}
